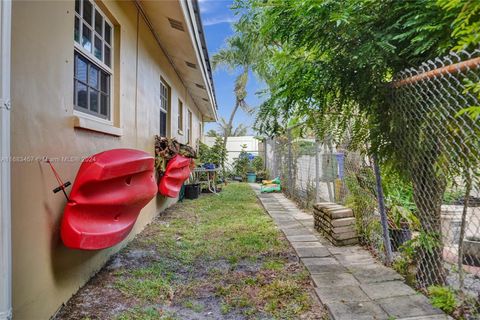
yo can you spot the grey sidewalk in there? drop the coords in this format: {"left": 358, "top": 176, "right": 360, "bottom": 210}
{"left": 251, "top": 184, "right": 452, "bottom": 320}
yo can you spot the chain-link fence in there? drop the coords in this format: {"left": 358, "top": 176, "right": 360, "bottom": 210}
{"left": 264, "top": 50, "right": 480, "bottom": 318}
{"left": 265, "top": 136, "right": 386, "bottom": 252}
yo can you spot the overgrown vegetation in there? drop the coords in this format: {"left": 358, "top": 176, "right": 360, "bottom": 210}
{"left": 428, "top": 285, "right": 458, "bottom": 314}
{"left": 226, "top": 0, "right": 480, "bottom": 290}
{"left": 198, "top": 136, "right": 227, "bottom": 168}
{"left": 55, "top": 184, "right": 325, "bottom": 320}
{"left": 232, "top": 144, "right": 250, "bottom": 180}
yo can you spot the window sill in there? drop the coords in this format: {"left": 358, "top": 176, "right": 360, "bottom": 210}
{"left": 178, "top": 129, "right": 184, "bottom": 135}
{"left": 73, "top": 115, "right": 123, "bottom": 137}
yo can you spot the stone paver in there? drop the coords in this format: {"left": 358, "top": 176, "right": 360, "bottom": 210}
{"left": 294, "top": 246, "right": 331, "bottom": 258}
{"left": 334, "top": 253, "right": 377, "bottom": 266}
{"left": 275, "top": 221, "right": 302, "bottom": 229}
{"left": 309, "top": 264, "right": 348, "bottom": 274}
{"left": 312, "top": 272, "right": 360, "bottom": 288}
{"left": 315, "top": 285, "right": 370, "bottom": 303}
{"left": 360, "top": 281, "right": 416, "bottom": 300}
{"left": 327, "top": 301, "right": 389, "bottom": 320}
{"left": 397, "top": 316, "right": 453, "bottom": 320}
{"left": 252, "top": 184, "right": 450, "bottom": 320}
{"left": 378, "top": 295, "right": 444, "bottom": 318}
{"left": 282, "top": 227, "right": 314, "bottom": 237}
{"left": 286, "top": 234, "right": 319, "bottom": 242}
{"left": 348, "top": 264, "right": 404, "bottom": 284}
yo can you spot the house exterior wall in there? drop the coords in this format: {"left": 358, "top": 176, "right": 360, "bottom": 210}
{"left": 10, "top": 1, "right": 205, "bottom": 318}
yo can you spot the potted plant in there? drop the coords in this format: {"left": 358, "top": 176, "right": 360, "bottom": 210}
{"left": 387, "top": 205, "right": 419, "bottom": 251}
{"left": 256, "top": 169, "right": 268, "bottom": 183}
{"left": 246, "top": 157, "right": 256, "bottom": 183}
{"left": 382, "top": 170, "right": 419, "bottom": 251}
{"left": 233, "top": 144, "right": 250, "bottom": 181}
{"left": 252, "top": 156, "right": 264, "bottom": 182}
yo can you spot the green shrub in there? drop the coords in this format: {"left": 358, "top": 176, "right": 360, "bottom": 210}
{"left": 252, "top": 156, "right": 264, "bottom": 173}
{"left": 382, "top": 167, "right": 420, "bottom": 230}
{"left": 428, "top": 285, "right": 457, "bottom": 314}
{"left": 198, "top": 137, "right": 227, "bottom": 167}
{"left": 344, "top": 167, "right": 379, "bottom": 245}
{"left": 443, "top": 186, "right": 465, "bottom": 205}
{"left": 232, "top": 144, "right": 250, "bottom": 180}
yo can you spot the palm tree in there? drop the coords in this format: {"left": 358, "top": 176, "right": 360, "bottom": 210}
{"left": 205, "top": 129, "right": 219, "bottom": 138}
{"left": 217, "top": 118, "right": 248, "bottom": 137}
{"left": 232, "top": 124, "right": 248, "bottom": 137}
{"left": 212, "top": 33, "right": 257, "bottom": 169}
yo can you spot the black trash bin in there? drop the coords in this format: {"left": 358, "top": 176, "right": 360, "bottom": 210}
{"left": 184, "top": 183, "right": 200, "bottom": 200}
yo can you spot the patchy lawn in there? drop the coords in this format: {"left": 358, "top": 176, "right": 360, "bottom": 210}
{"left": 54, "top": 183, "right": 326, "bottom": 320}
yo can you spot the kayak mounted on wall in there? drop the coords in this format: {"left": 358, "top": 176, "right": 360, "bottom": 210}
{"left": 158, "top": 154, "right": 192, "bottom": 198}
{"left": 60, "top": 149, "right": 157, "bottom": 250}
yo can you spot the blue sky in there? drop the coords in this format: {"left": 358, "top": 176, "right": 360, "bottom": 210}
{"left": 199, "top": 0, "right": 264, "bottom": 135}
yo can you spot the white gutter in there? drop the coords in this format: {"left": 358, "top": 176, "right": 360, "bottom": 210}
{"left": 180, "top": 0, "right": 218, "bottom": 121}
{"left": 0, "top": 1, "right": 12, "bottom": 319}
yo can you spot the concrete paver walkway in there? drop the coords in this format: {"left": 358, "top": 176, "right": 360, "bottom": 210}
{"left": 251, "top": 184, "right": 452, "bottom": 320}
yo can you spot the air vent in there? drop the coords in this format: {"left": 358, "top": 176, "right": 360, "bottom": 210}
{"left": 168, "top": 18, "right": 184, "bottom": 31}
{"left": 195, "top": 83, "right": 205, "bottom": 89}
{"left": 185, "top": 61, "right": 197, "bottom": 69}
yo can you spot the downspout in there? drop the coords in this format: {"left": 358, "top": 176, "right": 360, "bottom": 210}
{"left": 0, "top": 1, "right": 12, "bottom": 319}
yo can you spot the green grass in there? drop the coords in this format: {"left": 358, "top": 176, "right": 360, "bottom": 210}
{"left": 116, "top": 307, "right": 177, "bottom": 320}
{"left": 262, "top": 259, "right": 286, "bottom": 271}
{"left": 182, "top": 300, "right": 204, "bottom": 313}
{"left": 115, "top": 277, "right": 173, "bottom": 302}
{"left": 111, "top": 183, "right": 321, "bottom": 319}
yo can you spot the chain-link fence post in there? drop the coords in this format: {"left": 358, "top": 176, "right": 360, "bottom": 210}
{"left": 373, "top": 155, "right": 393, "bottom": 265}
{"left": 458, "top": 175, "right": 472, "bottom": 292}
{"left": 315, "top": 138, "right": 320, "bottom": 204}
{"left": 287, "top": 129, "right": 293, "bottom": 197}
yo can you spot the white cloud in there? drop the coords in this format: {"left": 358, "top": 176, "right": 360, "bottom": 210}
{"left": 203, "top": 15, "right": 237, "bottom": 26}
{"left": 198, "top": 0, "right": 216, "bottom": 14}
{"left": 198, "top": 0, "right": 231, "bottom": 14}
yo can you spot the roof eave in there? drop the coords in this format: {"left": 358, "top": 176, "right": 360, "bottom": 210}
{"left": 179, "top": 0, "right": 218, "bottom": 122}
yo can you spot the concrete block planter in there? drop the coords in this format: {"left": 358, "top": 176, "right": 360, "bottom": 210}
{"left": 463, "top": 237, "right": 480, "bottom": 266}
{"left": 313, "top": 202, "right": 358, "bottom": 246}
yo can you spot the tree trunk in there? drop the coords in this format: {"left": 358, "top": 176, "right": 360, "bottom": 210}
{"left": 222, "top": 99, "right": 240, "bottom": 175}
{"left": 411, "top": 163, "right": 447, "bottom": 288}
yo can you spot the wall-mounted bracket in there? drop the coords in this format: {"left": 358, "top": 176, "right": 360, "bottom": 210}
{"left": 0, "top": 98, "right": 11, "bottom": 110}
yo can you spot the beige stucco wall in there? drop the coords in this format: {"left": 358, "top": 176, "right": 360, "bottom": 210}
{"left": 11, "top": 1, "right": 205, "bottom": 319}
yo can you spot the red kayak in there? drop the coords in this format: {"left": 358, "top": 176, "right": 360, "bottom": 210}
{"left": 61, "top": 149, "right": 157, "bottom": 250}
{"left": 158, "top": 154, "right": 192, "bottom": 198}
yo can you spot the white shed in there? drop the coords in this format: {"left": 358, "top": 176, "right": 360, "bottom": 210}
{"left": 204, "top": 136, "right": 260, "bottom": 166}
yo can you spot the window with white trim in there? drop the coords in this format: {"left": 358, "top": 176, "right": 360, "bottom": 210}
{"left": 160, "top": 80, "right": 170, "bottom": 137}
{"left": 178, "top": 99, "right": 184, "bottom": 132}
{"left": 187, "top": 110, "right": 193, "bottom": 145}
{"left": 74, "top": 0, "right": 113, "bottom": 119}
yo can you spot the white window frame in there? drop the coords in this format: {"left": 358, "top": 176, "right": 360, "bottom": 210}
{"left": 186, "top": 109, "right": 192, "bottom": 145}
{"left": 73, "top": 0, "right": 114, "bottom": 124}
{"left": 177, "top": 99, "right": 184, "bottom": 134}
{"left": 159, "top": 79, "right": 169, "bottom": 137}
